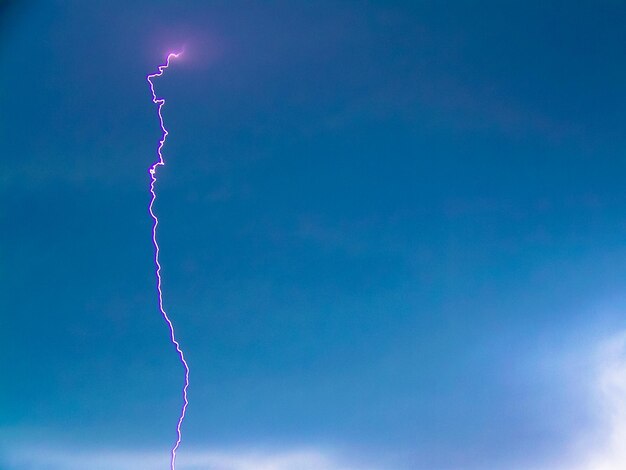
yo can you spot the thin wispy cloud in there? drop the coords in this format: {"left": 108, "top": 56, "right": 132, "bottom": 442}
{"left": 2, "top": 446, "right": 376, "bottom": 470}
{"left": 5, "top": 332, "right": 626, "bottom": 470}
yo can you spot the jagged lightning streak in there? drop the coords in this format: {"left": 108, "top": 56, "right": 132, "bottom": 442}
{"left": 147, "top": 52, "right": 189, "bottom": 470}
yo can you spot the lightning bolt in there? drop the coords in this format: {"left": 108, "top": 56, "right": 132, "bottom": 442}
{"left": 147, "top": 52, "right": 189, "bottom": 470}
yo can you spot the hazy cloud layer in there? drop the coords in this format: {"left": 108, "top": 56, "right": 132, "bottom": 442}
{"left": 2, "top": 446, "right": 375, "bottom": 470}
{"left": 6, "top": 332, "right": 626, "bottom": 470}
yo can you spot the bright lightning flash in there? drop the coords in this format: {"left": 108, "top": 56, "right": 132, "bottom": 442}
{"left": 146, "top": 52, "right": 189, "bottom": 470}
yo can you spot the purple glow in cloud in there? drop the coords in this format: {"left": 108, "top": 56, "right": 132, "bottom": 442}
{"left": 147, "top": 52, "right": 189, "bottom": 470}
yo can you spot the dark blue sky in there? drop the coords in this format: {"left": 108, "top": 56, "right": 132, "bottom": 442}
{"left": 3, "top": 2, "right": 626, "bottom": 469}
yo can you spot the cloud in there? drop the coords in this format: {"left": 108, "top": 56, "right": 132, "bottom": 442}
{"left": 571, "top": 332, "right": 626, "bottom": 470}
{"left": 2, "top": 446, "right": 374, "bottom": 470}
{"left": 526, "top": 331, "right": 626, "bottom": 470}
{"left": 6, "top": 332, "right": 626, "bottom": 470}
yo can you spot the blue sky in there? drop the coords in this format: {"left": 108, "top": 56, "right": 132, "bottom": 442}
{"left": 3, "top": 1, "right": 626, "bottom": 469}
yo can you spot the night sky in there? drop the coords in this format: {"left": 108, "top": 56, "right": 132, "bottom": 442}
{"left": 3, "top": 2, "right": 626, "bottom": 469}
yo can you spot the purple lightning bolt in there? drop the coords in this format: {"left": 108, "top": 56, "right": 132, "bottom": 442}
{"left": 147, "top": 52, "right": 189, "bottom": 470}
